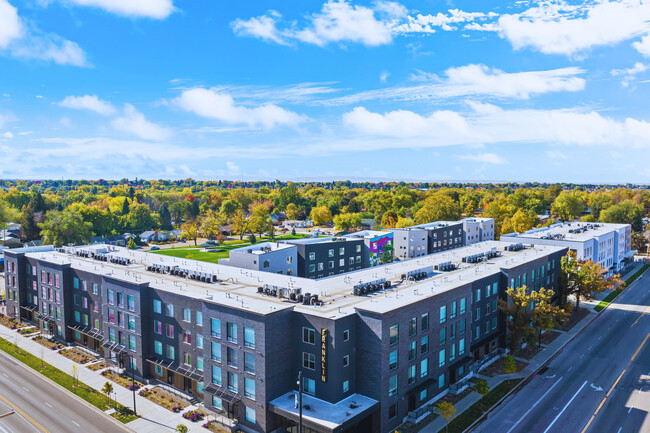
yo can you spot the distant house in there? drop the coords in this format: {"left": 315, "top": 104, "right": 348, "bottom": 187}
{"left": 281, "top": 220, "right": 313, "bottom": 228}
{"left": 91, "top": 235, "right": 105, "bottom": 244}
{"left": 361, "top": 219, "right": 377, "bottom": 229}
{"left": 105, "top": 234, "right": 128, "bottom": 246}
{"left": 23, "top": 240, "right": 44, "bottom": 248}
{"left": 140, "top": 231, "right": 169, "bottom": 243}
{"left": 270, "top": 212, "right": 286, "bottom": 224}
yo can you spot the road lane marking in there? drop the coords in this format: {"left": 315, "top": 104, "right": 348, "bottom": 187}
{"left": 22, "top": 387, "right": 29, "bottom": 393}
{"left": 506, "top": 377, "right": 564, "bottom": 433}
{"left": 581, "top": 369, "right": 627, "bottom": 433}
{"left": 631, "top": 333, "right": 650, "bottom": 362}
{"left": 44, "top": 402, "right": 51, "bottom": 408}
{"left": 631, "top": 308, "right": 648, "bottom": 327}
{"left": 71, "top": 420, "right": 80, "bottom": 427}
{"left": 543, "top": 380, "right": 587, "bottom": 433}
{"left": 0, "top": 374, "right": 6, "bottom": 378}
{"left": 0, "top": 393, "right": 49, "bottom": 433}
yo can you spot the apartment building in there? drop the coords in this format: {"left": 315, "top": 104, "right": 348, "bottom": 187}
{"left": 343, "top": 230, "right": 394, "bottom": 267}
{"left": 4, "top": 240, "right": 566, "bottom": 433}
{"left": 282, "top": 237, "right": 365, "bottom": 279}
{"left": 219, "top": 242, "right": 298, "bottom": 276}
{"left": 500, "top": 221, "right": 634, "bottom": 273}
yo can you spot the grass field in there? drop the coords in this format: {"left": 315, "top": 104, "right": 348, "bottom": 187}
{"left": 0, "top": 337, "right": 138, "bottom": 423}
{"left": 150, "top": 234, "right": 308, "bottom": 263}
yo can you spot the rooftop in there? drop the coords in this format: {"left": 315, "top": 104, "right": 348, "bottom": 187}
{"left": 501, "top": 222, "right": 628, "bottom": 242}
{"left": 230, "top": 242, "right": 296, "bottom": 255}
{"left": 12, "top": 240, "right": 566, "bottom": 319}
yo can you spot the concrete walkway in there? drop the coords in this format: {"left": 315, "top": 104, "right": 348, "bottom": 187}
{"left": 417, "top": 262, "right": 646, "bottom": 433}
{"left": 0, "top": 324, "right": 216, "bottom": 433}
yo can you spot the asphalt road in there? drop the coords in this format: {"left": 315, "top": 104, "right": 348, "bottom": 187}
{"left": 0, "top": 345, "right": 132, "bottom": 433}
{"left": 473, "top": 268, "right": 650, "bottom": 433}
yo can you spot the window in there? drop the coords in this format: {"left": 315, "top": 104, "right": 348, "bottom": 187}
{"left": 166, "top": 324, "right": 174, "bottom": 339}
{"left": 343, "top": 380, "right": 350, "bottom": 393}
{"left": 309, "top": 264, "right": 315, "bottom": 273}
{"left": 421, "top": 313, "right": 429, "bottom": 331}
{"left": 343, "top": 329, "right": 350, "bottom": 341}
{"left": 475, "top": 289, "right": 481, "bottom": 302}
{"left": 183, "top": 330, "right": 192, "bottom": 344}
{"left": 459, "top": 318, "right": 466, "bottom": 335}
{"left": 389, "top": 349, "right": 398, "bottom": 370}
{"left": 449, "top": 343, "right": 456, "bottom": 361}
{"left": 475, "top": 326, "right": 481, "bottom": 340}
{"left": 308, "top": 252, "right": 316, "bottom": 261}
{"left": 154, "top": 320, "right": 162, "bottom": 334}
{"left": 92, "top": 283, "right": 98, "bottom": 295}
{"left": 73, "top": 278, "right": 79, "bottom": 289}
{"left": 74, "top": 311, "right": 81, "bottom": 323}
{"left": 304, "top": 378, "right": 315, "bottom": 396}
{"left": 153, "top": 299, "right": 162, "bottom": 314}
{"left": 94, "top": 319, "right": 99, "bottom": 330}
{"left": 339, "top": 259, "right": 344, "bottom": 267}
{"left": 155, "top": 365, "right": 163, "bottom": 376}
{"left": 197, "top": 334, "right": 204, "bottom": 349}
{"left": 421, "top": 358, "right": 429, "bottom": 377}
{"left": 83, "top": 314, "right": 89, "bottom": 326}
{"left": 389, "top": 375, "right": 398, "bottom": 396}
{"left": 459, "top": 338, "right": 465, "bottom": 355}
{"left": 212, "top": 396, "right": 222, "bottom": 410}
{"left": 492, "top": 317, "right": 497, "bottom": 330}
{"left": 129, "top": 335, "right": 136, "bottom": 351}
{"left": 166, "top": 345, "right": 175, "bottom": 360}
{"left": 409, "top": 317, "right": 417, "bottom": 337}
{"left": 303, "top": 327, "right": 315, "bottom": 344}
{"left": 420, "top": 388, "right": 428, "bottom": 402}
{"left": 197, "top": 356, "right": 204, "bottom": 371}
{"left": 166, "top": 304, "right": 174, "bottom": 317}
{"left": 408, "top": 365, "right": 416, "bottom": 384}
{"left": 244, "top": 377, "right": 256, "bottom": 400}
{"left": 303, "top": 352, "right": 315, "bottom": 369}
{"left": 389, "top": 403, "right": 398, "bottom": 419}
{"left": 408, "top": 341, "right": 416, "bottom": 361}
{"left": 450, "top": 323, "right": 456, "bottom": 340}
{"left": 439, "top": 349, "right": 446, "bottom": 367}
{"left": 212, "top": 366, "right": 222, "bottom": 386}
{"left": 108, "top": 308, "right": 115, "bottom": 324}
{"left": 244, "top": 352, "right": 256, "bottom": 373}
{"left": 227, "top": 322, "right": 237, "bottom": 343}
{"left": 421, "top": 336, "right": 429, "bottom": 354}
{"left": 343, "top": 355, "right": 350, "bottom": 367}
{"left": 196, "top": 311, "right": 203, "bottom": 326}
{"left": 438, "top": 373, "right": 445, "bottom": 389}
{"left": 389, "top": 325, "right": 399, "bottom": 345}
{"left": 439, "top": 327, "right": 446, "bottom": 345}
{"left": 154, "top": 340, "right": 162, "bottom": 355}
{"left": 339, "top": 247, "right": 345, "bottom": 255}
{"left": 211, "top": 342, "right": 222, "bottom": 362}
{"left": 492, "top": 282, "right": 498, "bottom": 296}
{"left": 460, "top": 298, "right": 466, "bottom": 314}
{"left": 475, "top": 308, "right": 481, "bottom": 321}
{"left": 126, "top": 295, "right": 135, "bottom": 311}
{"left": 227, "top": 372, "right": 239, "bottom": 392}
{"left": 211, "top": 318, "right": 221, "bottom": 338}
{"left": 107, "top": 289, "right": 114, "bottom": 305}
{"left": 450, "top": 301, "right": 457, "bottom": 319}
{"left": 244, "top": 327, "right": 255, "bottom": 348}
{"left": 227, "top": 347, "right": 238, "bottom": 367}
{"left": 440, "top": 306, "right": 447, "bottom": 323}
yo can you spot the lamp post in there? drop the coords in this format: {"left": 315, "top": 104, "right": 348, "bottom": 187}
{"left": 129, "top": 354, "right": 137, "bottom": 416}
{"left": 297, "top": 371, "right": 303, "bottom": 433}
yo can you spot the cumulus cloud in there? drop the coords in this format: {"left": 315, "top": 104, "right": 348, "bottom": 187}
{"left": 0, "top": 0, "right": 22, "bottom": 49}
{"left": 393, "top": 9, "right": 497, "bottom": 33}
{"left": 458, "top": 152, "right": 506, "bottom": 164}
{"left": 497, "top": 0, "right": 650, "bottom": 57}
{"left": 174, "top": 88, "right": 307, "bottom": 129}
{"left": 59, "top": 95, "right": 116, "bottom": 116}
{"left": 232, "top": 0, "right": 405, "bottom": 47}
{"left": 64, "top": 0, "right": 175, "bottom": 19}
{"left": 611, "top": 62, "right": 649, "bottom": 86}
{"left": 323, "top": 65, "right": 585, "bottom": 105}
{"left": 111, "top": 104, "right": 171, "bottom": 141}
{"left": 633, "top": 34, "right": 650, "bottom": 57}
{"left": 342, "top": 102, "right": 650, "bottom": 149}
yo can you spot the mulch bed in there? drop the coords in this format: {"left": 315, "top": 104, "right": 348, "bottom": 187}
{"left": 87, "top": 361, "right": 110, "bottom": 371}
{"left": 540, "top": 330, "right": 562, "bottom": 345}
{"left": 0, "top": 315, "right": 28, "bottom": 329}
{"left": 560, "top": 307, "right": 590, "bottom": 331}
{"left": 33, "top": 336, "right": 64, "bottom": 350}
{"left": 515, "top": 344, "right": 542, "bottom": 360}
{"left": 440, "top": 386, "right": 473, "bottom": 405}
{"left": 101, "top": 370, "right": 144, "bottom": 390}
{"left": 481, "top": 357, "right": 528, "bottom": 377}
{"left": 60, "top": 347, "right": 96, "bottom": 364}
{"left": 138, "top": 387, "right": 190, "bottom": 412}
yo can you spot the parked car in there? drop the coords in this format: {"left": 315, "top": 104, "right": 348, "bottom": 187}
{"left": 149, "top": 246, "right": 160, "bottom": 251}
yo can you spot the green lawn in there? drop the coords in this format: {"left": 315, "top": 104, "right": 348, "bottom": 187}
{"left": 594, "top": 264, "right": 649, "bottom": 312}
{"left": 436, "top": 379, "right": 523, "bottom": 433}
{"left": 150, "top": 234, "right": 308, "bottom": 264}
{"left": 0, "top": 337, "right": 138, "bottom": 423}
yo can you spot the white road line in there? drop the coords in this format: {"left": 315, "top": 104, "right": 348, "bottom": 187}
{"left": 21, "top": 387, "right": 29, "bottom": 393}
{"left": 588, "top": 345, "right": 593, "bottom": 351}
{"left": 543, "top": 380, "right": 588, "bottom": 433}
{"left": 567, "top": 367, "right": 573, "bottom": 372}
{"left": 1, "top": 374, "right": 7, "bottom": 378}
{"left": 506, "top": 377, "right": 564, "bottom": 433}
{"left": 580, "top": 354, "right": 585, "bottom": 359}
{"left": 44, "top": 402, "right": 52, "bottom": 408}
{"left": 72, "top": 420, "right": 80, "bottom": 427}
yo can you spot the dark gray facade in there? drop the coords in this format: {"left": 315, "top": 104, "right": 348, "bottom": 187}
{"left": 284, "top": 237, "right": 364, "bottom": 279}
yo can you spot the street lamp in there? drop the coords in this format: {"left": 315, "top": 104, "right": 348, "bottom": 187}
{"left": 121, "top": 352, "right": 137, "bottom": 416}
{"left": 296, "top": 371, "right": 303, "bottom": 433}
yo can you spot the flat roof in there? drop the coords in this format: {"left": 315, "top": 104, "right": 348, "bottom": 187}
{"left": 18, "top": 240, "right": 566, "bottom": 319}
{"left": 230, "top": 242, "right": 296, "bottom": 255}
{"left": 501, "top": 222, "right": 628, "bottom": 243}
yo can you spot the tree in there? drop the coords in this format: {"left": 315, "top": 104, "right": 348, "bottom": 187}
{"left": 310, "top": 206, "right": 333, "bottom": 226}
{"left": 231, "top": 209, "right": 248, "bottom": 240}
{"left": 127, "top": 237, "right": 137, "bottom": 249}
{"left": 158, "top": 203, "right": 172, "bottom": 230}
{"left": 181, "top": 219, "right": 200, "bottom": 246}
{"left": 20, "top": 192, "right": 47, "bottom": 240}
{"left": 125, "top": 203, "right": 155, "bottom": 234}
{"left": 395, "top": 217, "right": 414, "bottom": 228}
{"left": 102, "top": 381, "right": 114, "bottom": 405}
{"left": 435, "top": 401, "right": 456, "bottom": 433}
{"left": 530, "top": 288, "right": 568, "bottom": 346}
{"left": 39, "top": 210, "right": 92, "bottom": 247}
{"left": 498, "top": 286, "right": 536, "bottom": 352}
{"left": 510, "top": 209, "right": 539, "bottom": 233}
{"left": 414, "top": 193, "right": 461, "bottom": 224}
{"left": 551, "top": 191, "right": 586, "bottom": 221}
{"left": 71, "top": 364, "right": 79, "bottom": 387}
{"left": 561, "top": 251, "right": 621, "bottom": 310}
{"left": 219, "top": 200, "right": 238, "bottom": 219}
{"left": 333, "top": 213, "right": 362, "bottom": 231}
{"left": 175, "top": 425, "right": 189, "bottom": 433}
{"left": 503, "top": 354, "right": 516, "bottom": 374}
{"left": 121, "top": 197, "right": 130, "bottom": 215}
{"left": 474, "top": 378, "right": 490, "bottom": 412}
{"left": 631, "top": 232, "right": 648, "bottom": 255}
{"left": 600, "top": 200, "right": 644, "bottom": 231}
{"left": 285, "top": 203, "right": 300, "bottom": 220}
{"left": 248, "top": 234, "right": 257, "bottom": 244}
{"left": 200, "top": 210, "right": 223, "bottom": 240}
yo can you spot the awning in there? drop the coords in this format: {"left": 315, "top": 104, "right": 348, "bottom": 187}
{"left": 102, "top": 341, "right": 129, "bottom": 355}
{"left": 20, "top": 305, "right": 39, "bottom": 312}
{"left": 203, "top": 384, "right": 241, "bottom": 404}
{"left": 146, "top": 357, "right": 204, "bottom": 381}
{"left": 35, "top": 313, "right": 56, "bottom": 323}
{"left": 67, "top": 325, "right": 104, "bottom": 341}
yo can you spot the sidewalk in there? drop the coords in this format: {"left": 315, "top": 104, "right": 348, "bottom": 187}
{"left": 0, "top": 324, "right": 213, "bottom": 433}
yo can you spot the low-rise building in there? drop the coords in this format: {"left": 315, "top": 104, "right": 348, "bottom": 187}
{"left": 283, "top": 237, "right": 364, "bottom": 278}
{"left": 344, "top": 230, "right": 394, "bottom": 267}
{"left": 219, "top": 242, "right": 297, "bottom": 276}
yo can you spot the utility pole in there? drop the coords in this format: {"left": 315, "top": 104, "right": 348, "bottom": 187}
{"left": 297, "top": 371, "right": 303, "bottom": 433}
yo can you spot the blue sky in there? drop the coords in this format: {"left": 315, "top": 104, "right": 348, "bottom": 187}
{"left": 1, "top": 0, "right": 650, "bottom": 183}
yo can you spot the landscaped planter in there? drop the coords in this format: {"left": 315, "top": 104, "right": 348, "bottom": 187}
{"left": 183, "top": 409, "right": 205, "bottom": 422}
{"left": 33, "top": 336, "right": 64, "bottom": 350}
{"left": 101, "top": 370, "right": 144, "bottom": 390}
{"left": 60, "top": 348, "right": 96, "bottom": 364}
{"left": 138, "top": 387, "right": 190, "bottom": 412}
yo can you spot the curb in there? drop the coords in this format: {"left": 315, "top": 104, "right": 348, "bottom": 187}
{"left": 464, "top": 265, "right": 649, "bottom": 432}
{"left": 0, "top": 339, "right": 134, "bottom": 433}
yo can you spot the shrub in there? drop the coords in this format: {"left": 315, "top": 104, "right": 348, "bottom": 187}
{"left": 504, "top": 354, "right": 516, "bottom": 374}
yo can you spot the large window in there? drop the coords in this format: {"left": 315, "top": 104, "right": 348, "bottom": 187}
{"left": 244, "top": 378, "right": 255, "bottom": 400}
{"left": 420, "top": 359, "right": 428, "bottom": 377}
{"left": 421, "top": 336, "right": 429, "bottom": 354}
{"left": 211, "top": 342, "right": 222, "bottom": 363}
{"left": 154, "top": 340, "right": 163, "bottom": 355}
{"left": 460, "top": 298, "right": 466, "bottom": 315}
{"left": 303, "top": 327, "right": 315, "bottom": 344}
{"left": 303, "top": 352, "right": 315, "bottom": 369}
{"left": 408, "top": 365, "right": 416, "bottom": 384}
{"left": 127, "top": 295, "right": 135, "bottom": 312}
{"left": 438, "top": 349, "right": 446, "bottom": 367}
{"left": 196, "top": 311, "right": 203, "bottom": 326}
{"left": 245, "top": 407, "right": 256, "bottom": 423}
{"left": 212, "top": 366, "right": 222, "bottom": 386}
{"left": 211, "top": 318, "right": 221, "bottom": 338}
{"left": 459, "top": 338, "right": 465, "bottom": 355}
{"left": 244, "top": 327, "right": 255, "bottom": 348}
{"left": 153, "top": 299, "right": 162, "bottom": 314}
{"left": 388, "top": 375, "right": 398, "bottom": 396}
{"left": 408, "top": 341, "right": 416, "bottom": 361}
{"left": 389, "top": 349, "right": 398, "bottom": 370}
{"left": 244, "top": 352, "right": 255, "bottom": 373}
{"left": 166, "top": 303, "right": 174, "bottom": 317}
{"left": 450, "top": 301, "right": 457, "bottom": 319}
{"left": 440, "top": 305, "right": 447, "bottom": 323}
{"left": 408, "top": 317, "right": 417, "bottom": 337}
{"left": 304, "top": 378, "right": 315, "bottom": 396}
{"left": 165, "top": 324, "right": 174, "bottom": 339}
{"left": 183, "top": 308, "right": 192, "bottom": 323}
{"left": 227, "top": 347, "right": 238, "bottom": 367}
{"left": 389, "top": 325, "right": 399, "bottom": 345}
{"left": 227, "top": 372, "right": 238, "bottom": 392}
{"left": 421, "top": 313, "right": 429, "bottom": 331}
{"left": 227, "top": 322, "right": 237, "bottom": 343}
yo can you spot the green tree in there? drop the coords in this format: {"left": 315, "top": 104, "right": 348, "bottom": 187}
{"left": 121, "top": 197, "right": 130, "bottom": 215}
{"left": 551, "top": 191, "right": 586, "bottom": 221}
{"left": 503, "top": 354, "right": 517, "bottom": 374}
{"left": 126, "top": 203, "right": 155, "bottom": 233}
{"left": 631, "top": 232, "right": 648, "bottom": 255}
{"left": 39, "top": 210, "right": 92, "bottom": 247}
{"left": 231, "top": 209, "right": 248, "bottom": 240}
{"left": 498, "top": 286, "right": 536, "bottom": 352}
{"left": 127, "top": 237, "right": 137, "bottom": 249}
{"left": 101, "top": 381, "right": 114, "bottom": 405}
{"left": 600, "top": 200, "right": 644, "bottom": 231}
{"left": 310, "top": 206, "right": 333, "bottom": 226}
{"left": 435, "top": 401, "right": 456, "bottom": 433}
{"left": 414, "top": 193, "right": 461, "bottom": 225}
{"left": 20, "top": 192, "right": 47, "bottom": 240}
{"left": 219, "top": 200, "right": 238, "bottom": 219}
{"left": 181, "top": 219, "right": 201, "bottom": 246}
{"left": 175, "top": 425, "right": 188, "bottom": 433}
{"left": 395, "top": 217, "right": 414, "bottom": 228}
{"left": 333, "top": 213, "right": 362, "bottom": 231}
{"left": 200, "top": 210, "right": 224, "bottom": 239}
{"left": 158, "top": 202, "right": 172, "bottom": 230}
{"left": 530, "top": 288, "right": 567, "bottom": 346}
{"left": 285, "top": 203, "right": 300, "bottom": 220}
{"left": 248, "top": 234, "right": 257, "bottom": 244}
{"left": 561, "top": 251, "right": 621, "bottom": 310}
{"left": 474, "top": 378, "right": 490, "bottom": 412}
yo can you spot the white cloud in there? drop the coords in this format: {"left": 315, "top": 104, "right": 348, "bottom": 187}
{"left": 0, "top": 0, "right": 22, "bottom": 49}
{"left": 497, "top": 0, "right": 650, "bottom": 57}
{"left": 611, "top": 62, "right": 649, "bottom": 86}
{"left": 458, "top": 152, "right": 506, "bottom": 164}
{"left": 175, "top": 88, "right": 307, "bottom": 129}
{"left": 380, "top": 70, "right": 390, "bottom": 82}
{"left": 226, "top": 161, "right": 240, "bottom": 173}
{"left": 59, "top": 95, "right": 116, "bottom": 116}
{"left": 111, "top": 104, "right": 171, "bottom": 141}
{"left": 1, "top": 131, "right": 13, "bottom": 139}
{"left": 633, "top": 34, "right": 650, "bottom": 57}
{"left": 64, "top": 0, "right": 175, "bottom": 19}
{"left": 232, "top": 12, "right": 287, "bottom": 45}
{"left": 323, "top": 65, "right": 585, "bottom": 105}
{"left": 393, "top": 9, "right": 496, "bottom": 34}
{"left": 341, "top": 102, "right": 650, "bottom": 149}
